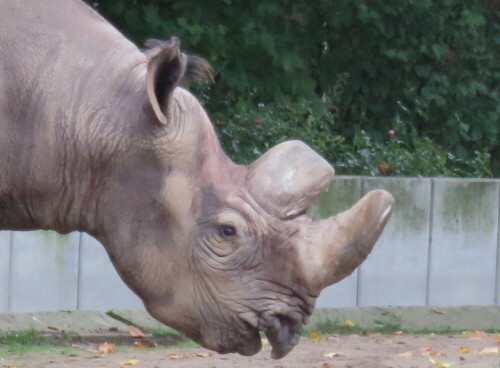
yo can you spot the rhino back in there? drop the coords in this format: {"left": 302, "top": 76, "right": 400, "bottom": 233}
{"left": 0, "top": 0, "right": 144, "bottom": 118}
{"left": 0, "top": 0, "right": 148, "bottom": 230}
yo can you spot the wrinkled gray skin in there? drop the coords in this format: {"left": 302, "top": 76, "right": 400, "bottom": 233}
{"left": 0, "top": 0, "right": 394, "bottom": 359}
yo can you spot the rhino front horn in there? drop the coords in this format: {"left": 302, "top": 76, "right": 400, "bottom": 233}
{"left": 300, "top": 190, "right": 394, "bottom": 294}
{"left": 246, "top": 141, "right": 335, "bottom": 218}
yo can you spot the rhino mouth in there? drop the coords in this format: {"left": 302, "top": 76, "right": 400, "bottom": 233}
{"left": 238, "top": 311, "right": 304, "bottom": 359}
{"left": 262, "top": 313, "right": 303, "bottom": 359}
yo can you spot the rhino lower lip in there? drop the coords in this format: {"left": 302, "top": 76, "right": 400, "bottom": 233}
{"left": 264, "top": 314, "right": 302, "bottom": 359}
{"left": 235, "top": 322, "right": 262, "bottom": 356}
{"left": 213, "top": 320, "right": 261, "bottom": 356}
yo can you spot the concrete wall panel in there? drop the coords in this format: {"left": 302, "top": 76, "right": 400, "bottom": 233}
{"left": 0, "top": 231, "right": 11, "bottom": 312}
{"left": 497, "top": 187, "right": 500, "bottom": 306}
{"left": 78, "top": 234, "right": 143, "bottom": 311}
{"left": 310, "top": 177, "right": 361, "bottom": 307}
{"left": 358, "top": 178, "right": 432, "bottom": 306}
{"left": 429, "top": 179, "right": 499, "bottom": 305}
{"left": 9, "top": 231, "right": 79, "bottom": 312}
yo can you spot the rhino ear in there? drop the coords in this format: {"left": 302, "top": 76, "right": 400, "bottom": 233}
{"left": 145, "top": 37, "right": 186, "bottom": 125}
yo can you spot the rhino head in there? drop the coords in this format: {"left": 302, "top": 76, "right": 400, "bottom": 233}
{"left": 92, "top": 38, "right": 393, "bottom": 359}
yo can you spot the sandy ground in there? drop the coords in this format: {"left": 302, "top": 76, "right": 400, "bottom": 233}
{"left": 1, "top": 333, "right": 499, "bottom": 368}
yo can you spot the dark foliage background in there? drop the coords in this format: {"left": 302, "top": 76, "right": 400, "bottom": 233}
{"left": 86, "top": 0, "right": 500, "bottom": 177}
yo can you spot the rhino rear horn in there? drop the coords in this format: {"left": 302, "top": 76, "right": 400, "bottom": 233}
{"left": 246, "top": 141, "right": 335, "bottom": 218}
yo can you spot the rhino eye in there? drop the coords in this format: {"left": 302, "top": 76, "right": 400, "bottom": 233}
{"left": 219, "top": 224, "right": 237, "bottom": 238}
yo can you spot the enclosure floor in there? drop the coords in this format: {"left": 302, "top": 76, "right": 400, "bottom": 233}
{"left": 2, "top": 333, "right": 499, "bottom": 368}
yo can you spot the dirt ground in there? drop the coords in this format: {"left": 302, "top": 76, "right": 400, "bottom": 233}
{"left": 1, "top": 333, "right": 499, "bottom": 368}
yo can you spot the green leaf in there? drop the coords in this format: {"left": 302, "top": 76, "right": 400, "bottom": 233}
{"left": 143, "top": 5, "right": 161, "bottom": 28}
{"left": 459, "top": 122, "right": 470, "bottom": 133}
{"left": 431, "top": 44, "right": 441, "bottom": 59}
{"left": 471, "top": 127, "right": 482, "bottom": 141}
{"left": 108, "top": 0, "right": 125, "bottom": 15}
{"left": 461, "top": 9, "right": 486, "bottom": 26}
{"left": 124, "top": 9, "right": 141, "bottom": 28}
{"left": 256, "top": 2, "right": 282, "bottom": 16}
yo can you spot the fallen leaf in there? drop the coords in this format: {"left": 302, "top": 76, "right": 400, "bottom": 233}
{"left": 369, "top": 333, "right": 381, "bottom": 338}
{"left": 340, "top": 320, "right": 356, "bottom": 327}
{"left": 193, "top": 352, "right": 212, "bottom": 358}
{"left": 467, "top": 330, "right": 487, "bottom": 340}
{"left": 458, "top": 346, "right": 470, "bottom": 354}
{"left": 462, "top": 330, "right": 475, "bottom": 334}
{"left": 323, "top": 352, "right": 342, "bottom": 358}
{"left": 127, "top": 326, "right": 145, "bottom": 338}
{"left": 429, "top": 358, "right": 456, "bottom": 367}
{"left": 495, "top": 335, "right": 500, "bottom": 341}
{"left": 167, "top": 354, "right": 186, "bottom": 360}
{"left": 421, "top": 351, "right": 440, "bottom": 357}
{"left": 393, "top": 331, "right": 404, "bottom": 336}
{"left": 119, "top": 359, "right": 139, "bottom": 365}
{"left": 261, "top": 338, "right": 269, "bottom": 346}
{"left": 420, "top": 346, "right": 432, "bottom": 352}
{"left": 479, "top": 347, "right": 498, "bottom": 354}
{"left": 310, "top": 330, "right": 321, "bottom": 342}
{"left": 134, "top": 340, "right": 157, "bottom": 349}
{"left": 98, "top": 342, "right": 115, "bottom": 355}
{"left": 327, "top": 334, "right": 340, "bottom": 341}
{"left": 398, "top": 351, "right": 415, "bottom": 358}
{"left": 321, "top": 364, "right": 332, "bottom": 368}
{"left": 47, "top": 326, "right": 59, "bottom": 331}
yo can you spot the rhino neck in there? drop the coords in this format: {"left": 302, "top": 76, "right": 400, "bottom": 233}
{"left": 0, "top": 58, "right": 149, "bottom": 236}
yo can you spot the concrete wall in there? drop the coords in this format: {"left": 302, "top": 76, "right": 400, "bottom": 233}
{"left": 0, "top": 177, "right": 499, "bottom": 312}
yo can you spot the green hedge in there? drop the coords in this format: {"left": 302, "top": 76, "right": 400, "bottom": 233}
{"left": 210, "top": 100, "right": 492, "bottom": 177}
{"left": 88, "top": 0, "right": 499, "bottom": 176}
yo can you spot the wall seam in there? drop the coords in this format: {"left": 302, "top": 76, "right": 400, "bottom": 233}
{"left": 7, "top": 231, "right": 14, "bottom": 312}
{"left": 494, "top": 181, "right": 500, "bottom": 306}
{"left": 76, "top": 232, "right": 84, "bottom": 310}
{"left": 425, "top": 178, "right": 436, "bottom": 306}
{"left": 356, "top": 177, "right": 365, "bottom": 307}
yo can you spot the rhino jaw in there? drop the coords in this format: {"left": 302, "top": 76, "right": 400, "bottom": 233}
{"left": 300, "top": 190, "right": 394, "bottom": 294}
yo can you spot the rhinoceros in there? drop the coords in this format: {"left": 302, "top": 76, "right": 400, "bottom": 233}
{"left": 0, "top": 0, "right": 394, "bottom": 359}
